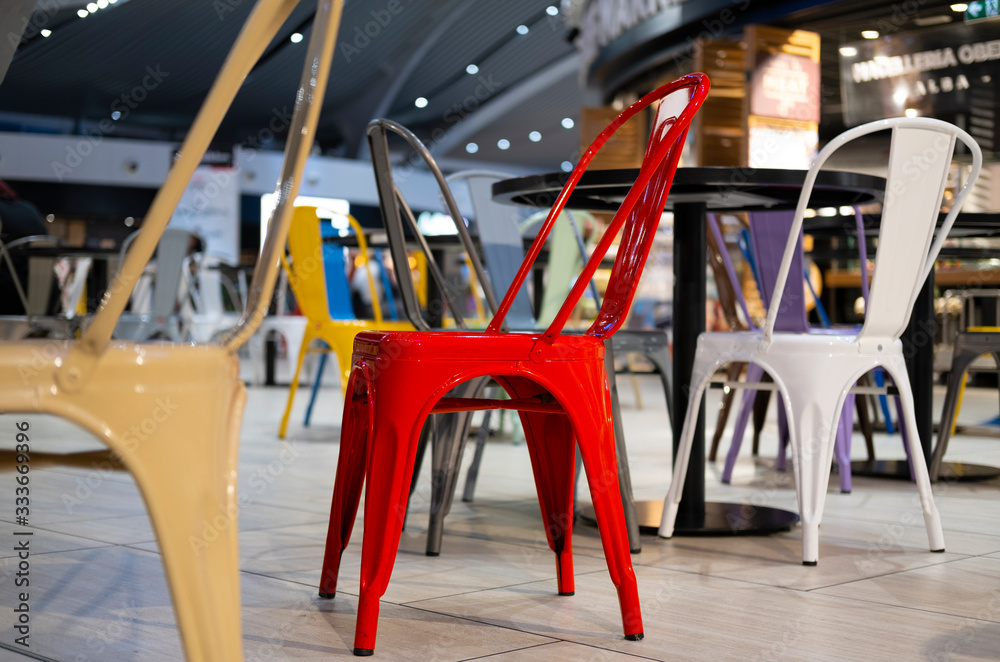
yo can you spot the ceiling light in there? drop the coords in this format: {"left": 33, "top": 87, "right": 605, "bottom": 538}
{"left": 839, "top": 46, "right": 857, "bottom": 56}
{"left": 45, "top": 214, "right": 54, "bottom": 222}
{"left": 111, "top": 110, "right": 121, "bottom": 120}
{"left": 497, "top": 139, "right": 510, "bottom": 150}
{"left": 124, "top": 216, "right": 134, "bottom": 227}
{"left": 560, "top": 161, "right": 573, "bottom": 172}
{"left": 466, "top": 64, "right": 478, "bottom": 75}
{"left": 905, "top": 108, "right": 918, "bottom": 117}
{"left": 97, "top": 0, "right": 108, "bottom": 8}
{"left": 951, "top": 3, "right": 968, "bottom": 11}
{"left": 861, "top": 30, "right": 879, "bottom": 39}
{"left": 561, "top": 117, "right": 574, "bottom": 129}
{"left": 40, "top": 29, "right": 51, "bottom": 37}
{"left": 528, "top": 131, "right": 542, "bottom": 142}
{"left": 414, "top": 97, "right": 428, "bottom": 108}
{"left": 546, "top": 5, "right": 559, "bottom": 15}
{"left": 465, "top": 142, "right": 479, "bottom": 154}
{"left": 87, "top": 3, "right": 98, "bottom": 13}
{"left": 77, "top": 8, "right": 88, "bottom": 16}
{"left": 516, "top": 25, "right": 529, "bottom": 35}
{"left": 290, "top": 32, "right": 303, "bottom": 43}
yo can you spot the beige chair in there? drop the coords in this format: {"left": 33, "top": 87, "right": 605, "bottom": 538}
{"left": 0, "top": 0, "right": 344, "bottom": 659}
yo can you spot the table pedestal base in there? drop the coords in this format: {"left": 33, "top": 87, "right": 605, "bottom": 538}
{"left": 850, "top": 460, "right": 1000, "bottom": 482}
{"left": 579, "top": 500, "right": 799, "bottom": 537}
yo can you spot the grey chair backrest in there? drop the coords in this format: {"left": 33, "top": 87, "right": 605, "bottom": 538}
{"left": 5, "top": 234, "right": 61, "bottom": 316}
{"left": 366, "top": 119, "right": 500, "bottom": 331}
{"left": 447, "top": 171, "right": 536, "bottom": 329}
{"left": 119, "top": 227, "right": 197, "bottom": 318}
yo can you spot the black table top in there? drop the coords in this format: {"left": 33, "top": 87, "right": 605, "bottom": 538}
{"left": 493, "top": 166, "right": 887, "bottom": 213}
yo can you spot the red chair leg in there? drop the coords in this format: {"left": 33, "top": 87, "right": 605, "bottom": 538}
{"left": 319, "top": 370, "right": 372, "bottom": 598}
{"left": 518, "top": 409, "right": 577, "bottom": 595}
{"left": 353, "top": 396, "right": 427, "bottom": 656}
{"left": 574, "top": 404, "right": 643, "bottom": 640}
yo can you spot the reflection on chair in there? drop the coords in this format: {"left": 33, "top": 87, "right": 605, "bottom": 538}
{"left": 319, "top": 73, "right": 709, "bottom": 655}
{"left": 661, "top": 116, "right": 982, "bottom": 565}
{"left": 0, "top": 0, "right": 345, "bottom": 659}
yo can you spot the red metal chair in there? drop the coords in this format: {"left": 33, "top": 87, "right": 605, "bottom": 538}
{"left": 319, "top": 73, "right": 709, "bottom": 656}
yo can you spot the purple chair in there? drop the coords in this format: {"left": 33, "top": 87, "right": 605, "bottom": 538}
{"left": 718, "top": 210, "right": 912, "bottom": 491}
{"left": 719, "top": 211, "right": 855, "bottom": 491}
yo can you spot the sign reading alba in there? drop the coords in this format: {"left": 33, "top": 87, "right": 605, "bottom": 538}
{"left": 840, "top": 20, "right": 1000, "bottom": 126}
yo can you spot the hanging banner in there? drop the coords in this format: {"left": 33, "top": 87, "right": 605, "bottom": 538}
{"left": 168, "top": 151, "right": 239, "bottom": 264}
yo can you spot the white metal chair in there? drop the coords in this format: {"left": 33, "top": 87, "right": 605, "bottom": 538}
{"left": 0, "top": 0, "right": 344, "bottom": 659}
{"left": 659, "top": 117, "right": 983, "bottom": 565}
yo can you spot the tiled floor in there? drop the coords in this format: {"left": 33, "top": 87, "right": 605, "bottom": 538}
{"left": 2, "top": 371, "right": 1000, "bottom": 660}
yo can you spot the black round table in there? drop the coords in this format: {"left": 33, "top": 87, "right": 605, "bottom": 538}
{"left": 495, "top": 166, "right": 888, "bottom": 535}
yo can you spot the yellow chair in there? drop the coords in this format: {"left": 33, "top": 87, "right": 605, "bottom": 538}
{"left": 0, "top": 0, "right": 344, "bottom": 659}
{"left": 277, "top": 208, "right": 412, "bottom": 438}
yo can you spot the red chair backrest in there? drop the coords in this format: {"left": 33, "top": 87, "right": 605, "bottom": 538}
{"left": 486, "top": 73, "right": 710, "bottom": 343}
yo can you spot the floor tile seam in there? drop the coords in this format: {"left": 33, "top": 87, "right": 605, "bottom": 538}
{"left": 0, "top": 641, "right": 58, "bottom": 661}
{"left": 397, "top": 569, "right": 612, "bottom": 607}
{"left": 802, "top": 555, "right": 983, "bottom": 592}
{"left": 458, "top": 641, "right": 562, "bottom": 661}
{"left": 804, "top": 589, "right": 1000, "bottom": 624}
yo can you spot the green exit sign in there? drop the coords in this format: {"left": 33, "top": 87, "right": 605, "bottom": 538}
{"left": 966, "top": 0, "right": 1000, "bottom": 21}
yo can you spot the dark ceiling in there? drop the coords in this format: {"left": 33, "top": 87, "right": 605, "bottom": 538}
{"left": 0, "top": 0, "right": 990, "bottom": 173}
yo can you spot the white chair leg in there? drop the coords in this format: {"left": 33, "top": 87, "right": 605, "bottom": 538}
{"left": 780, "top": 385, "right": 843, "bottom": 565}
{"left": 658, "top": 369, "right": 713, "bottom": 539}
{"left": 886, "top": 362, "right": 945, "bottom": 553}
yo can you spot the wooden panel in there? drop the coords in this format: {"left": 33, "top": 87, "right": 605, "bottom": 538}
{"left": 579, "top": 106, "right": 646, "bottom": 170}
{"left": 694, "top": 37, "right": 746, "bottom": 167}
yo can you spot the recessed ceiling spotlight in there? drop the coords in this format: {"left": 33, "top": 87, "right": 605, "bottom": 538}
{"left": 414, "top": 97, "right": 428, "bottom": 108}
{"left": 40, "top": 29, "right": 51, "bottom": 37}
{"left": 124, "top": 216, "right": 135, "bottom": 227}
{"left": 861, "top": 30, "right": 879, "bottom": 39}
{"left": 546, "top": 5, "right": 559, "bottom": 15}
{"left": 466, "top": 64, "right": 479, "bottom": 75}
{"left": 87, "top": 3, "right": 98, "bottom": 13}
{"left": 497, "top": 139, "right": 510, "bottom": 150}
{"left": 516, "top": 25, "right": 529, "bottom": 35}
{"left": 560, "top": 161, "right": 573, "bottom": 172}
{"left": 45, "top": 214, "right": 55, "bottom": 222}
{"left": 561, "top": 117, "right": 574, "bottom": 129}
{"left": 290, "top": 32, "right": 303, "bottom": 43}
{"left": 97, "top": 0, "right": 108, "bottom": 8}
{"left": 77, "top": 8, "right": 88, "bottom": 16}
{"left": 529, "top": 131, "right": 542, "bottom": 142}
{"left": 905, "top": 108, "right": 918, "bottom": 117}
{"left": 466, "top": 142, "right": 479, "bottom": 154}
{"left": 111, "top": 110, "right": 121, "bottom": 120}
{"left": 839, "top": 46, "right": 858, "bottom": 56}
{"left": 951, "top": 3, "right": 968, "bottom": 11}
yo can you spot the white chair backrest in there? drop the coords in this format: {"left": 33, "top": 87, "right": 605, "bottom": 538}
{"left": 764, "top": 117, "right": 982, "bottom": 347}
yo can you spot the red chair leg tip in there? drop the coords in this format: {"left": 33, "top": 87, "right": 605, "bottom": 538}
{"left": 625, "top": 632, "right": 644, "bottom": 641}
{"left": 318, "top": 591, "right": 336, "bottom": 599}
{"left": 354, "top": 648, "right": 374, "bottom": 656}
{"left": 558, "top": 590, "right": 575, "bottom": 596}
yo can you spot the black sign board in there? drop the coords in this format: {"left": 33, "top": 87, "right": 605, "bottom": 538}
{"left": 840, "top": 20, "right": 999, "bottom": 127}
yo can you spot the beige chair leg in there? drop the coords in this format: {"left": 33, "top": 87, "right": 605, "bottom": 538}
{"left": 13, "top": 344, "right": 248, "bottom": 662}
